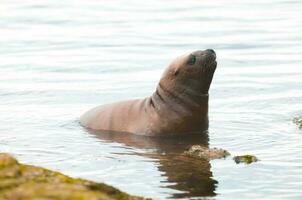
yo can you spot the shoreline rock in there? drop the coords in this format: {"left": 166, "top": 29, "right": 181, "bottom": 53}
{"left": 184, "top": 145, "right": 259, "bottom": 164}
{"left": 184, "top": 145, "right": 231, "bottom": 160}
{"left": 233, "top": 155, "right": 259, "bottom": 164}
{"left": 0, "top": 153, "right": 149, "bottom": 200}
{"left": 294, "top": 117, "right": 302, "bottom": 129}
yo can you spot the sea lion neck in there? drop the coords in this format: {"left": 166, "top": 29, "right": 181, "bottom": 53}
{"left": 150, "top": 81, "right": 209, "bottom": 115}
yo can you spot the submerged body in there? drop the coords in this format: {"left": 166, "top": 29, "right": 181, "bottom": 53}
{"left": 80, "top": 95, "right": 208, "bottom": 136}
{"left": 80, "top": 49, "right": 217, "bottom": 136}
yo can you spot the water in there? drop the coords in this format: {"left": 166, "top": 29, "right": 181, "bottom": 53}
{"left": 1, "top": 0, "right": 302, "bottom": 199}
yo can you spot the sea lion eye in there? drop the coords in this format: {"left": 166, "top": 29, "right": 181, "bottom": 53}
{"left": 187, "top": 55, "right": 196, "bottom": 65}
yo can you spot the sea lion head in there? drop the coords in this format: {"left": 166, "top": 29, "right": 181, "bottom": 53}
{"left": 159, "top": 49, "right": 217, "bottom": 97}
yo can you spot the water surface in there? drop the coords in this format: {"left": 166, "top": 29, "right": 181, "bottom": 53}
{"left": 1, "top": 0, "right": 302, "bottom": 199}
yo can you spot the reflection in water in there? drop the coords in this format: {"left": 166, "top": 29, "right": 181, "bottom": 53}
{"left": 88, "top": 129, "right": 217, "bottom": 198}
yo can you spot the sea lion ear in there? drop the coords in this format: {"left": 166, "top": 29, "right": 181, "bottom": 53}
{"left": 173, "top": 68, "right": 179, "bottom": 76}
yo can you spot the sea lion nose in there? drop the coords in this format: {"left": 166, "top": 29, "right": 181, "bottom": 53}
{"left": 206, "top": 49, "right": 215, "bottom": 55}
{"left": 204, "top": 49, "right": 216, "bottom": 60}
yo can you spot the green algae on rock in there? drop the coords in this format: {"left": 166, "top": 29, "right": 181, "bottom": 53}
{"left": 0, "top": 153, "right": 148, "bottom": 200}
{"left": 184, "top": 145, "right": 230, "bottom": 161}
{"left": 233, "top": 155, "right": 259, "bottom": 164}
{"left": 293, "top": 117, "right": 302, "bottom": 129}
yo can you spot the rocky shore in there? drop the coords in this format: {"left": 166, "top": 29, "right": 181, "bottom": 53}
{"left": 294, "top": 117, "right": 302, "bottom": 129}
{"left": 0, "top": 153, "right": 148, "bottom": 200}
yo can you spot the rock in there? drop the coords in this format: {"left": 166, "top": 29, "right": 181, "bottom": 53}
{"left": 0, "top": 153, "right": 18, "bottom": 168}
{"left": 233, "top": 155, "right": 259, "bottom": 164}
{"left": 184, "top": 145, "right": 230, "bottom": 160}
{"left": 0, "top": 153, "right": 149, "bottom": 200}
{"left": 294, "top": 117, "right": 302, "bottom": 129}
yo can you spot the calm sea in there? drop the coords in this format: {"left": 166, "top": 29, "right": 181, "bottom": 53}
{"left": 1, "top": 0, "right": 302, "bottom": 199}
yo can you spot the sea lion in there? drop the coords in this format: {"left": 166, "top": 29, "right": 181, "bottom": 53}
{"left": 80, "top": 49, "right": 217, "bottom": 136}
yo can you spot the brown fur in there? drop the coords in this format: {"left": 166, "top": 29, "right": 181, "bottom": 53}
{"left": 80, "top": 49, "right": 217, "bottom": 136}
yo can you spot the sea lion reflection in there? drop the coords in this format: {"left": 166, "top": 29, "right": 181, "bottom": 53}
{"left": 87, "top": 129, "right": 218, "bottom": 198}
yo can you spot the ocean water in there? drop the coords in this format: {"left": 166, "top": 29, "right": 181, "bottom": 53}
{"left": 1, "top": 0, "right": 302, "bottom": 199}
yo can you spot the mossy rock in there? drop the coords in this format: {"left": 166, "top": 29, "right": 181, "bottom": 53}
{"left": 184, "top": 145, "right": 230, "bottom": 160}
{"left": 233, "top": 155, "right": 259, "bottom": 164}
{"left": 294, "top": 117, "right": 302, "bottom": 129}
{"left": 0, "top": 153, "right": 149, "bottom": 200}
